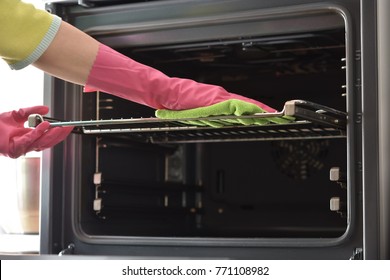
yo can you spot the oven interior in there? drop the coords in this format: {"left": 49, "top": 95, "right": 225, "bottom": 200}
{"left": 76, "top": 25, "right": 348, "bottom": 239}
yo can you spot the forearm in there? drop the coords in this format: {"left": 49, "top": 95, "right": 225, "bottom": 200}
{"left": 0, "top": 0, "right": 99, "bottom": 86}
{"left": 33, "top": 21, "right": 100, "bottom": 86}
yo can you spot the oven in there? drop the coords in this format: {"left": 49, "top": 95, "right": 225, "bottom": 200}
{"left": 38, "top": 0, "right": 389, "bottom": 259}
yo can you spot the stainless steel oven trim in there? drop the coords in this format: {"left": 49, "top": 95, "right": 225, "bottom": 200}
{"left": 375, "top": 0, "right": 390, "bottom": 259}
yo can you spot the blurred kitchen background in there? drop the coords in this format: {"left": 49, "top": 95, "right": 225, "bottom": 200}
{"left": 0, "top": 0, "right": 45, "bottom": 254}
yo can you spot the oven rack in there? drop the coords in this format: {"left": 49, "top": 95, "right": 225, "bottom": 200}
{"left": 28, "top": 100, "right": 347, "bottom": 143}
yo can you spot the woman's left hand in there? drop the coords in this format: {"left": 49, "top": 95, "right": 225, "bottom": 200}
{"left": 0, "top": 106, "right": 73, "bottom": 158}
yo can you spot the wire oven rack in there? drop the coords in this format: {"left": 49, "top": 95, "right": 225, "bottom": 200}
{"left": 28, "top": 100, "right": 347, "bottom": 143}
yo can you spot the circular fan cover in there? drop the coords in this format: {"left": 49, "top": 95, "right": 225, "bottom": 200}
{"left": 272, "top": 140, "right": 329, "bottom": 180}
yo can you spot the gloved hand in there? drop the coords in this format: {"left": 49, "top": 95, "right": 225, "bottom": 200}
{"left": 84, "top": 44, "right": 277, "bottom": 112}
{"left": 0, "top": 106, "right": 73, "bottom": 158}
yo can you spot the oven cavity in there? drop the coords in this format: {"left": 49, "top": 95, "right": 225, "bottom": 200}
{"left": 72, "top": 25, "right": 350, "bottom": 240}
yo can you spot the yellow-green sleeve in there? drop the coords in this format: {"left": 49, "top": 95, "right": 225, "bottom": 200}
{"left": 0, "top": 0, "right": 62, "bottom": 70}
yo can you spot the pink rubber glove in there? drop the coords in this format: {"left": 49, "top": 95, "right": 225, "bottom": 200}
{"left": 0, "top": 106, "right": 73, "bottom": 158}
{"left": 84, "top": 44, "right": 276, "bottom": 112}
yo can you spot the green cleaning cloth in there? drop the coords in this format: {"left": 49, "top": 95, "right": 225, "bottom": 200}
{"left": 155, "top": 99, "right": 294, "bottom": 128}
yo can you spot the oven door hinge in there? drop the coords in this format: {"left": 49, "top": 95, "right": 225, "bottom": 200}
{"left": 58, "top": 243, "right": 75, "bottom": 256}
{"left": 350, "top": 248, "right": 363, "bottom": 260}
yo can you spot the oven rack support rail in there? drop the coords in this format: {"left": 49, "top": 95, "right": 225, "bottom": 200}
{"left": 28, "top": 100, "right": 347, "bottom": 143}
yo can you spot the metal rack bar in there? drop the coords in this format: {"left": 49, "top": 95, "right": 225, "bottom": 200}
{"left": 28, "top": 100, "right": 347, "bottom": 142}
{"left": 29, "top": 111, "right": 286, "bottom": 127}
